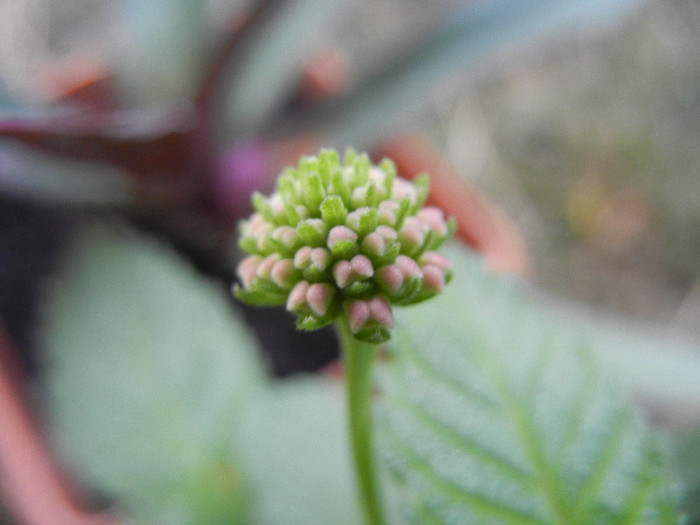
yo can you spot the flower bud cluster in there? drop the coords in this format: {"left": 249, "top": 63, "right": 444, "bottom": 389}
{"left": 235, "top": 149, "right": 454, "bottom": 343}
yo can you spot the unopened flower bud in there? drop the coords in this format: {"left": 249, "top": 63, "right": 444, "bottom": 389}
{"left": 421, "top": 264, "right": 446, "bottom": 293}
{"left": 234, "top": 149, "right": 453, "bottom": 341}
{"left": 287, "top": 280, "right": 310, "bottom": 312}
{"left": 376, "top": 255, "right": 423, "bottom": 302}
{"left": 327, "top": 225, "right": 359, "bottom": 259}
{"left": 257, "top": 254, "right": 281, "bottom": 279}
{"left": 238, "top": 256, "right": 261, "bottom": 289}
{"left": 346, "top": 296, "right": 394, "bottom": 343}
{"left": 333, "top": 254, "right": 374, "bottom": 289}
{"left": 420, "top": 251, "right": 452, "bottom": 271}
{"left": 398, "top": 219, "right": 427, "bottom": 256}
{"left": 377, "top": 200, "right": 400, "bottom": 226}
{"left": 347, "top": 300, "right": 370, "bottom": 333}
{"left": 307, "top": 283, "right": 335, "bottom": 316}
{"left": 391, "top": 178, "right": 418, "bottom": 204}
{"left": 271, "top": 259, "right": 298, "bottom": 289}
{"left": 271, "top": 226, "right": 300, "bottom": 254}
{"left": 417, "top": 206, "right": 449, "bottom": 237}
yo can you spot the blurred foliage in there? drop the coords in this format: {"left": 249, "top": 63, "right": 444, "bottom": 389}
{"left": 377, "top": 244, "right": 679, "bottom": 523}
{"left": 1, "top": 0, "right": 700, "bottom": 523}
{"left": 41, "top": 224, "right": 362, "bottom": 524}
{"left": 421, "top": 0, "right": 700, "bottom": 329}
{"left": 38, "top": 221, "right": 688, "bottom": 523}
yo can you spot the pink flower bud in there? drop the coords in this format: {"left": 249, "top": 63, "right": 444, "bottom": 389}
{"left": 376, "top": 225, "right": 398, "bottom": 243}
{"left": 287, "top": 281, "right": 310, "bottom": 311}
{"left": 347, "top": 300, "right": 371, "bottom": 334}
{"left": 361, "top": 232, "right": 385, "bottom": 258}
{"left": 378, "top": 200, "right": 399, "bottom": 226}
{"left": 333, "top": 255, "right": 374, "bottom": 288}
{"left": 257, "top": 254, "right": 280, "bottom": 279}
{"left": 307, "top": 283, "right": 335, "bottom": 316}
{"left": 345, "top": 207, "right": 369, "bottom": 232}
{"left": 398, "top": 224, "right": 425, "bottom": 254}
{"left": 351, "top": 254, "right": 374, "bottom": 279}
{"left": 310, "top": 247, "right": 332, "bottom": 271}
{"left": 327, "top": 225, "right": 358, "bottom": 250}
{"left": 362, "top": 225, "right": 398, "bottom": 258}
{"left": 422, "top": 264, "right": 446, "bottom": 293}
{"left": 376, "top": 265, "right": 404, "bottom": 295}
{"left": 246, "top": 213, "right": 268, "bottom": 236}
{"left": 346, "top": 296, "right": 394, "bottom": 335}
{"left": 238, "top": 256, "right": 261, "bottom": 289}
{"left": 417, "top": 206, "right": 448, "bottom": 237}
{"left": 294, "top": 246, "right": 313, "bottom": 269}
{"left": 420, "top": 251, "right": 450, "bottom": 270}
{"left": 368, "top": 296, "right": 394, "bottom": 329}
{"left": 395, "top": 255, "right": 422, "bottom": 279}
{"left": 272, "top": 226, "right": 299, "bottom": 249}
{"left": 379, "top": 200, "right": 399, "bottom": 212}
{"left": 392, "top": 178, "right": 418, "bottom": 203}
{"left": 271, "top": 259, "right": 297, "bottom": 289}
{"left": 333, "top": 260, "right": 353, "bottom": 288}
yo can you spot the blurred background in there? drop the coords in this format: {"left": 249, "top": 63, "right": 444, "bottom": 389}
{"left": 1, "top": 0, "right": 700, "bottom": 522}
{"left": 3, "top": 0, "right": 698, "bottom": 329}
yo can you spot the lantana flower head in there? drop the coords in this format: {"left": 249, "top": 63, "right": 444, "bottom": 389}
{"left": 235, "top": 149, "right": 454, "bottom": 343}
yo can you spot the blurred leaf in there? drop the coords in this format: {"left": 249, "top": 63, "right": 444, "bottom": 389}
{"left": 115, "top": 0, "right": 211, "bottom": 103}
{"left": 41, "top": 224, "right": 265, "bottom": 524}
{"left": 40, "top": 223, "right": 362, "bottom": 523}
{"left": 669, "top": 427, "right": 700, "bottom": 524}
{"left": 0, "top": 79, "right": 21, "bottom": 112}
{"left": 224, "top": 0, "right": 347, "bottom": 137}
{"left": 0, "top": 143, "right": 130, "bottom": 205}
{"left": 528, "top": 291, "right": 700, "bottom": 429}
{"left": 237, "top": 376, "right": 363, "bottom": 525}
{"left": 0, "top": 108, "right": 198, "bottom": 204}
{"left": 0, "top": 108, "right": 193, "bottom": 178}
{"left": 282, "top": 0, "right": 644, "bottom": 150}
{"left": 375, "top": 243, "right": 679, "bottom": 523}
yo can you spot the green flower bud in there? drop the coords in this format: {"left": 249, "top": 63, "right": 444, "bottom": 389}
{"left": 234, "top": 149, "right": 454, "bottom": 342}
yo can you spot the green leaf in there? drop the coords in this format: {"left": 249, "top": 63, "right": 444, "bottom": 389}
{"left": 669, "top": 427, "right": 700, "bottom": 524}
{"left": 0, "top": 143, "right": 130, "bottom": 205}
{"left": 40, "top": 224, "right": 265, "bottom": 524}
{"left": 223, "top": 0, "right": 346, "bottom": 136}
{"left": 375, "top": 243, "right": 679, "bottom": 524}
{"left": 237, "top": 377, "right": 363, "bottom": 525}
{"left": 116, "top": 0, "right": 209, "bottom": 103}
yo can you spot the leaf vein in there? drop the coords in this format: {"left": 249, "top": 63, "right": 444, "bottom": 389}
{"left": 380, "top": 425, "right": 549, "bottom": 525}
{"left": 572, "top": 409, "right": 630, "bottom": 516}
{"left": 462, "top": 311, "right": 572, "bottom": 523}
{"left": 616, "top": 440, "right": 668, "bottom": 525}
{"left": 387, "top": 395, "right": 538, "bottom": 488}
{"left": 398, "top": 335, "right": 498, "bottom": 409}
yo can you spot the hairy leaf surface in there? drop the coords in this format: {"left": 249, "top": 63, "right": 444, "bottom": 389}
{"left": 376, "top": 244, "right": 678, "bottom": 524}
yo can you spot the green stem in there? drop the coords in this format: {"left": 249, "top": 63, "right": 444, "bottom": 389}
{"left": 337, "top": 317, "right": 385, "bottom": 525}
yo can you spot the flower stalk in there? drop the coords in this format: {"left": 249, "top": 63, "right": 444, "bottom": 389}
{"left": 233, "top": 149, "right": 454, "bottom": 524}
{"left": 337, "top": 316, "right": 384, "bottom": 525}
